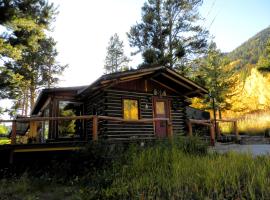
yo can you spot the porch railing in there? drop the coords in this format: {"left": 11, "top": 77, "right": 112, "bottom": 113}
{"left": 187, "top": 119, "right": 239, "bottom": 146}
{"left": 0, "top": 115, "right": 173, "bottom": 145}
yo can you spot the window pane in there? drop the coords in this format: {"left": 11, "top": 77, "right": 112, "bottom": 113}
{"left": 58, "top": 101, "right": 83, "bottom": 138}
{"left": 156, "top": 101, "right": 165, "bottom": 115}
{"left": 123, "top": 99, "right": 138, "bottom": 120}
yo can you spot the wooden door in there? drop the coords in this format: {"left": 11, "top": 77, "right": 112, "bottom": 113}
{"left": 153, "top": 97, "right": 169, "bottom": 138}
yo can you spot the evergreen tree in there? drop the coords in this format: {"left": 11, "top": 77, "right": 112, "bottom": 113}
{"left": 104, "top": 34, "right": 130, "bottom": 74}
{"left": 128, "top": 0, "right": 208, "bottom": 72}
{"left": 0, "top": 0, "right": 66, "bottom": 116}
{"left": 195, "top": 42, "right": 236, "bottom": 119}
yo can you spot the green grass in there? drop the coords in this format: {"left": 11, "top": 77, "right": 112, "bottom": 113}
{"left": 1, "top": 138, "right": 270, "bottom": 199}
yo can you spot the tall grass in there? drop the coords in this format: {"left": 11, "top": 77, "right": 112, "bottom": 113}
{"left": 1, "top": 139, "right": 270, "bottom": 199}
{"left": 220, "top": 111, "right": 270, "bottom": 135}
{"left": 99, "top": 142, "right": 270, "bottom": 199}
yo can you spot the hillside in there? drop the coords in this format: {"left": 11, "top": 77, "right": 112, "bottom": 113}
{"left": 228, "top": 26, "right": 270, "bottom": 66}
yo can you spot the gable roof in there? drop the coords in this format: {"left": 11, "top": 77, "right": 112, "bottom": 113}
{"left": 31, "top": 66, "right": 208, "bottom": 115}
{"left": 79, "top": 66, "right": 208, "bottom": 97}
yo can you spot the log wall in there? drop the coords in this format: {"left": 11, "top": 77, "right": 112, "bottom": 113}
{"left": 103, "top": 89, "right": 155, "bottom": 141}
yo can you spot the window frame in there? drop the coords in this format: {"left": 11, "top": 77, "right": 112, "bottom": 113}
{"left": 122, "top": 97, "right": 140, "bottom": 120}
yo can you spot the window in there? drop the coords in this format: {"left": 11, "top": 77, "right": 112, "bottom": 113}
{"left": 58, "top": 101, "right": 83, "bottom": 138}
{"left": 41, "top": 108, "right": 49, "bottom": 142}
{"left": 123, "top": 99, "right": 139, "bottom": 120}
{"left": 156, "top": 101, "right": 165, "bottom": 115}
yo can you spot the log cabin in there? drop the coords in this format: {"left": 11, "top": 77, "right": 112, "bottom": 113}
{"left": 21, "top": 66, "right": 208, "bottom": 143}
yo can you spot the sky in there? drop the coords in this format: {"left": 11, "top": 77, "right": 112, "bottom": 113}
{"left": 48, "top": 0, "right": 270, "bottom": 87}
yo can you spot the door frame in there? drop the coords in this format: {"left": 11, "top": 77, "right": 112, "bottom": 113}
{"left": 152, "top": 96, "right": 171, "bottom": 137}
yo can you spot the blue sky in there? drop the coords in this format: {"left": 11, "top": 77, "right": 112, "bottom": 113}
{"left": 200, "top": 0, "right": 270, "bottom": 52}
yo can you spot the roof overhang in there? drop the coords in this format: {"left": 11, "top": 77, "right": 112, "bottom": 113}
{"left": 79, "top": 66, "right": 208, "bottom": 98}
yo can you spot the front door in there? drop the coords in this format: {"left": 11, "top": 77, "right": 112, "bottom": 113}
{"left": 153, "top": 97, "right": 169, "bottom": 138}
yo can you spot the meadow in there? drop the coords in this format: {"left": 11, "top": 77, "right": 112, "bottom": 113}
{"left": 1, "top": 138, "right": 270, "bottom": 200}
{"left": 220, "top": 110, "right": 270, "bottom": 135}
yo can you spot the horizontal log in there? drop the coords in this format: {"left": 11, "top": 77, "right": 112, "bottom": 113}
{"left": 107, "top": 137, "right": 155, "bottom": 141}
{"left": 0, "top": 115, "right": 94, "bottom": 123}
{"left": 107, "top": 134, "right": 154, "bottom": 138}
{"left": 98, "top": 116, "right": 170, "bottom": 123}
{"left": 212, "top": 119, "right": 237, "bottom": 122}
{"left": 105, "top": 89, "right": 152, "bottom": 96}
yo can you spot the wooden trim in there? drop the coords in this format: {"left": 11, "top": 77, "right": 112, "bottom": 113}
{"left": 100, "top": 72, "right": 153, "bottom": 85}
{"left": 14, "top": 146, "right": 83, "bottom": 152}
{"left": 92, "top": 115, "right": 98, "bottom": 141}
{"left": 0, "top": 115, "right": 94, "bottom": 123}
{"left": 188, "top": 119, "right": 215, "bottom": 146}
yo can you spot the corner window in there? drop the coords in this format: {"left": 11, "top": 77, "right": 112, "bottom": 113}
{"left": 123, "top": 99, "right": 139, "bottom": 120}
{"left": 58, "top": 101, "right": 83, "bottom": 138}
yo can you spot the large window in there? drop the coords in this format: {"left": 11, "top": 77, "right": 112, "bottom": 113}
{"left": 41, "top": 108, "right": 49, "bottom": 142}
{"left": 123, "top": 99, "right": 139, "bottom": 120}
{"left": 58, "top": 101, "right": 83, "bottom": 138}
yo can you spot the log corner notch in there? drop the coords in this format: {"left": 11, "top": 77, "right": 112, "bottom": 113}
{"left": 187, "top": 119, "right": 215, "bottom": 146}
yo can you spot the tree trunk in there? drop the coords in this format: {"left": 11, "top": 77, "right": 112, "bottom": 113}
{"left": 30, "top": 86, "right": 36, "bottom": 113}
{"left": 24, "top": 90, "right": 29, "bottom": 116}
{"left": 218, "top": 109, "right": 222, "bottom": 119}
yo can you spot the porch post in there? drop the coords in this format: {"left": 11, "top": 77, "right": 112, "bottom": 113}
{"left": 187, "top": 120, "right": 192, "bottom": 136}
{"left": 210, "top": 124, "right": 215, "bottom": 146}
{"left": 92, "top": 115, "right": 98, "bottom": 141}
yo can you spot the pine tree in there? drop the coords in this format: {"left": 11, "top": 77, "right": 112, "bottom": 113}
{"left": 0, "top": 0, "right": 66, "bottom": 116}
{"left": 104, "top": 34, "right": 130, "bottom": 74}
{"left": 128, "top": 0, "right": 208, "bottom": 72}
{"left": 195, "top": 42, "right": 236, "bottom": 119}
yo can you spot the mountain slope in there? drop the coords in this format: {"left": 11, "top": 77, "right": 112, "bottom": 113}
{"left": 228, "top": 26, "right": 270, "bottom": 66}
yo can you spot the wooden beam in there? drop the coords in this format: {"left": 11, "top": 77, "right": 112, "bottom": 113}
{"left": 187, "top": 120, "right": 192, "bottom": 136}
{"left": 92, "top": 115, "right": 98, "bottom": 141}
{"left": 188, "top": 119, "right": 215, "bottom": 146}
{"left": 14, "top": 146, "right": 83, "bottom": 152}
{"left": 210, "top": 125, "right": 215, "bottom": 146}
{"left": 0, "top": 115, "right": 94, "bottom": 123}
